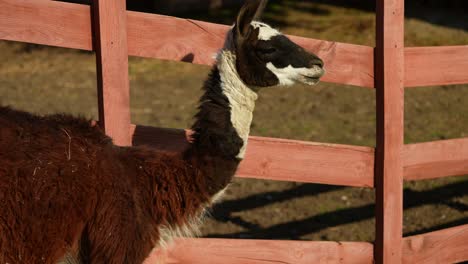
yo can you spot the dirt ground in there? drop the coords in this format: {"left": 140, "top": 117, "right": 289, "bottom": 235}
{"left": 1, "top": 0, "right": 467, "bottom": 243}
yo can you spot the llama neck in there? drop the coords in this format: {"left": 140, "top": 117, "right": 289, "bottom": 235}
{"left": 125, "top": 45, "right": 258, "bottom": 248}
{"left": 190, "top": 48, "right": 258, "bottom": 160}
{"left": 183, "top": 47, "right": 257, "bottom": 197}
{"left": 218, "top": 49, "right": 258, "bottom": 159}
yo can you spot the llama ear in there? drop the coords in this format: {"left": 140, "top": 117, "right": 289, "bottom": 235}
{"left": 236, "top": 0, "right": 268, "bottom": 39}
{"left": 252, "top": 0, "right": 268, "bottom": 21}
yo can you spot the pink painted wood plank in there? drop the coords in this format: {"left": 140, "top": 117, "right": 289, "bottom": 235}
{"left": 290, "top": 35, "right": 374, "bottom": 88}
{"left": 403, "top": 137, "right": 468, "bottom": 181}
{"left": 126, "top": 11, "right": 375, "bottom": 88}
{"left": 0, "top": 0, "right": 375, "bottom": 88}
{"left": 3, "top": 1, "right": 467, "bottom": 88}
{"left": 130, "top": 125, "right": 375, "bottom": 187}
{"left": 405, "top": 46, "right": 468, "bottom": 87}
{"left": 0, "top": 0, "right": 92, "bottom": 50}
{"left": 144, "top": 238, "right": 374, "bottom": 264}
{"left": 238, "top": 136, "right": 374, "bottom": 187}
{"left": 93, "top": 0, "right": 132, "bottom": 146}
{"left": 374, "top": 0, "right": 405, "bottom": 263}
{"left": 402, "top": 224, "right": 468, "bottom": 264}
{"left": 126, "top": 12, "right": 227, "bottom": 66}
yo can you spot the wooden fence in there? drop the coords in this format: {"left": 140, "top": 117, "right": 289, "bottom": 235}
{"left": 1, "top": 0, "right": 467, "bottom": 263}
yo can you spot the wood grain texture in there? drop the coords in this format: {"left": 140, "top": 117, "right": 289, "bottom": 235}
{"left": 405, "top": 46, "right": 468, "bottom": 87}
{"left": 93, "top": 0, "right": 132, "bottom": 146}
{"left": 0, "top": 0, "right": 374, "bottom": 88}
{"left": 289, "top": 35, "right": 374, "bottom": 88}
{"left": 145, "top": 238, "right": 374, "bottom": 264}
{"left": 403, "top": 137, "right": 468, "bottom": 181}
{"left": 126, "top": 12, "right": 375, "bottom": 88}
{"left": 130, "top": 125, "right": 468, "bottom": 184}
{"left": 402, "top": 224, "right": 468, "bottom": 264}
{"left": 130, "top": 125, "right": 375, "bottom": 187}
{"left": 126, "top": 12, "right": 227, "bottom": 66}
{"left": 2, "top": 0, "right": 467, "bottom": 88}
{"left": 374, "top": 0, "right": 405, "bottom": 263}
{"left": 238, "top": 136, "right": 374, "bottom": 187}
{"left": 0, "top": 0, "right": 92, "bottom": 50}
{"left": 2, "top": 1, "right": 468, "bottom": 263}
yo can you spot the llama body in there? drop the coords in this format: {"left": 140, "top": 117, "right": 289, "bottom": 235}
{"left": 0, "top": 0, "right": 324, "bottom": 263}
{"left": 0, "top": 107, "right": 233, "bottom": 263}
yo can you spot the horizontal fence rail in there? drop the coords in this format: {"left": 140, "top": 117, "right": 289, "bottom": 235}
{"left": 405, "top": 46, "right": 468, "bottom": 87}
{"left": 130, "top": 125, "right": 376, "bottom": 187}
{"left": 2, "top": 0, "right": 468, "bottom": 88}
{"left": 403, "top": 137, "right": 468, "bottom": 180}
{"left": 0, "top": 0, "right": 373, "bottom": 87}
{"left": 1, "top": 0, "right": 467, "bottom": 263}
{"left": 402, "top": 224, "right": 468, "bottom": 264}
{"left": 145, "top": 223, "right": 468, "bottom": 264}
{"left": 146, "top": 238, "right": 374, "bottom": 264}
{"left": 0, "top": 0, "right": 93, "bottom": 50}
{"left": 127, "top": 12, "right": 375, "bottom": 88}
{"left": 131, "top": 126, "right": 468, "bottom": 186}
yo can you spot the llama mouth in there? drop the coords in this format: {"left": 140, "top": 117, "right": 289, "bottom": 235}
{"left": 301, "top": 74, "right": 322, "bottom": 85}
{"left": 300, "top": 66, "right": 325, "bottom": 85}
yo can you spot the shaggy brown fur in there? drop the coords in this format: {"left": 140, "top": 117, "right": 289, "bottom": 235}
{"left": 0, "top": 1, "right": 325, "bottom": 262}
{"left": 0, "top": 47, "right": 243, "bottom": 264}
{"left": 0, "top": 106, "right": 221, "bottom": 263}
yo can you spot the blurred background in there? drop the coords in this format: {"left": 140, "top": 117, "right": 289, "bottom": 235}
{"left": 0, "top": 0, "right": 467, "bottom": 242}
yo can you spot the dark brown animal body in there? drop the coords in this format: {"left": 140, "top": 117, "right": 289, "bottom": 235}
{"left": 0, "top": 106, "right": 234, "bottom": 263}
{"left": 0, "top": 0, "right": 325, "bottom": 262}
{"left": 0, "top": 61, "right": 243, "bottom": 264}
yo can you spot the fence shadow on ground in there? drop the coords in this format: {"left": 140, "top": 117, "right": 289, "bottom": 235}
{"left": 204, "top": 178, "right": 468, "bottom": 240}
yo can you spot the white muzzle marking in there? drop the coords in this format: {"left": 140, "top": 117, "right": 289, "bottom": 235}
{"left": 266, "top": 63, "right": 325, "bottom": 86}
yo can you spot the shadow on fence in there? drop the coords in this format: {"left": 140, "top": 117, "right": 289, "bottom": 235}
{"left": 205, "top": 179, "right": 468, "bottom": 240}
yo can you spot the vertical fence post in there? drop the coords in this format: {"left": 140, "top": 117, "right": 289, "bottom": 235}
{"left": 92, "top": 0, "right": 132, "bottom": 146}
{"left": 374, "top": 0, "right": 405, "bottom": 263}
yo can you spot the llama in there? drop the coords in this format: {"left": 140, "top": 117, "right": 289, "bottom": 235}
{"left": 0, "top": 0, "right": 324, "bottom": 263}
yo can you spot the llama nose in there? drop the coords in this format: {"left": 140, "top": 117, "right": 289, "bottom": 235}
{"left": 311, "top": 58, "right": 324, "bottom": 68}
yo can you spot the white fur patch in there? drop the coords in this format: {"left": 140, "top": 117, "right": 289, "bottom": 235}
{"left": 266, "top": 63, "right": 324, "bottom": 86}
{"left": 157, "top": 208, "right": 207, "bottom": 249}
{"left": 217, "top": 32, "right": 258, "bottom": 159}
{"left": 57, "top": 252, "right": 80, "bottom": 264}
{"left": 153, "top": 189, "right": 228, "bottom": 264}
{"left": 251, "top": 21, "right": 280, "bottom": 41}
{"left": 211, "top": 186, "right": 228, "bottom": 204}
{"left": 155, "top": 187, "right": 228, "bottom": 250}
{"left": 155, "top": 187, "right": 228, "bottom": 253}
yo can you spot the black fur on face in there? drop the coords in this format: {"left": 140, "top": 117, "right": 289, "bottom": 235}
{"left": 256, "top": 34, "right": 324, "bottom": 69}
{"left": 233, "top": 0, "right": 324, "bottom": 88}
{"left": 234, "top": 26, "right": 280, "bottom": 87}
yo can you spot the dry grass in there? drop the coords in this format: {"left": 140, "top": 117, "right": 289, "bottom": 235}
{"left": 0, "top": 0, "right": 467, "bottom": 242}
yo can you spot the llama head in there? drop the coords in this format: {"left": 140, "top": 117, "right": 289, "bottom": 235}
{"left": 231, "top": 0, "right": 325, "bottom": 88}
